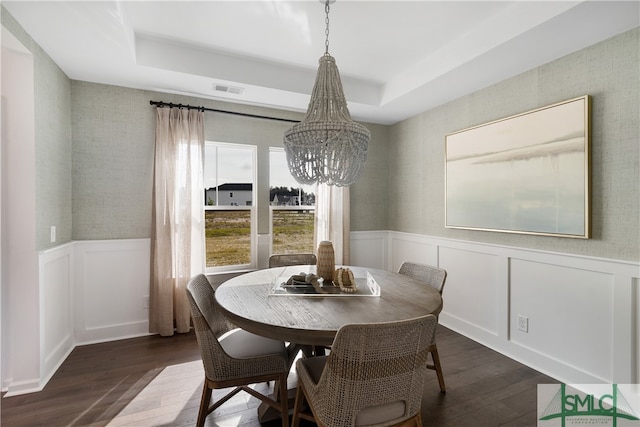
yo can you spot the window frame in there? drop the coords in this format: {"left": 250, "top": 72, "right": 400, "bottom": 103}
{"left": 204, "top": 141, "right": 257, "bottom": 274}
{"left": 268, "top": 147, "right": 316, "bottom": 256}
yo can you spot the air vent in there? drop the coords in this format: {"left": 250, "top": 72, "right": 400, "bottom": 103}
{"left": 213, "top": 83, "right": 244, "bottom": 95}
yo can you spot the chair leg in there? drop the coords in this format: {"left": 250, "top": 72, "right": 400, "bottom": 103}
{"left": 430, "top": 345, "right": 446, "bottom": 394}
{"left": 279, "top": 373, "right": 290, "bottom": 427}
{"left": 197, "top": 381, "right": 213, "bottom": 427}
{"left": 291, "top": 384, "right": 305, "bottom": 427}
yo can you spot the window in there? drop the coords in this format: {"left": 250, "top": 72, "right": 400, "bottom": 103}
{"left": 204, "top": 142, "right": 256, "bottom": 272}
{"left": 269, "top": 148, "right": 316, "bottom": 255}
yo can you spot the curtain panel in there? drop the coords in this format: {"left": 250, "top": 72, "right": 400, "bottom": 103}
{"left": 315, "top": 184, "right": 350, "bottom": 265}
{"left": 150, "top": 108, "right": 205, "bottom": 336}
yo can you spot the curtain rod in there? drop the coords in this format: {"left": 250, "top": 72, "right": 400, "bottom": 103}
{"left": 149, "top": 100, "right": 300, "bottom": 124}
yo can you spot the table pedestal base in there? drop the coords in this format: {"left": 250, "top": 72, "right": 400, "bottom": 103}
{"left": 257, "top": 387, "right": 298, "bottom": 423}
{"left": 257, "top": 343, "right": 314, "bottom": 424}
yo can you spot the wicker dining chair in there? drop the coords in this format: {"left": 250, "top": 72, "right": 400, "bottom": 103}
{"left": 269, "top": 253, "right": 317, "bottom": 268}
{"left": 186, "top": 274, "right": 292, "bottom": 427}
{"left": 398, "top": 261, "right": 447, "bottom": 295}
{"left": 291, "top": 315, "right": 438, "bottom": 427}
{"left": 398, "top": 261, "right": 448, "bottom": 393}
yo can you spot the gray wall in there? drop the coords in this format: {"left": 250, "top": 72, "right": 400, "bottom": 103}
{"left": 350, "top": 122, "right": 389, "bottom": 232}
{"left": 2, "top": 7, "right": 73, "bottom": 250}
{"left": 5, "top": 1, "right": 637, "bottom": 261}
{"left": 70, "top": 82, "right": 389, "bottom": 239}
{"left": 388, "top": 28, "right": 639, "bottom": 261}
{"left": 71, "top": 83, "right": 155, "bottom": 240}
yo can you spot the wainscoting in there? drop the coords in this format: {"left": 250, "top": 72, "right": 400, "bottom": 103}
{"left": 354, "top": 231, "right": 640, "bottom": 386}
{"left": 23, "top": 233, "right": 639, "bottom": 396}
{"left": 38, "top": 243, "right": 74, "bottom": 394}
{"left": 73, "top": 239, "right": 151, "bottom": 344}
{"left": 18, "top": 239, "right": 151, "bottom": 396}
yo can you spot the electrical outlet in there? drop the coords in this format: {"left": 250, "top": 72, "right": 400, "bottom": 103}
{"left": 517, "top": 315, "right": 529, "bottom": 333}
{"left": 143, "top": 295, "right": 150, "bottom": 310}
{"left": 50, "top": 226, "right": 56, "bottom": 243}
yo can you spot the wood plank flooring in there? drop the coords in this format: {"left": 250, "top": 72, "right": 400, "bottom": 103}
{"left": 1, "top": 326, "right": 556, "bottom": 426}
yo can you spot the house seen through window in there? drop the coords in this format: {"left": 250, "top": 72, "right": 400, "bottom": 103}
{"left": 269, "top": 148, "right": 316, "bottom": 255}
{"left": 203, "top": 144, "right": 316, "bottom": 272}
{"left": 204, "top": 142, "right": 256, "bottom": 271}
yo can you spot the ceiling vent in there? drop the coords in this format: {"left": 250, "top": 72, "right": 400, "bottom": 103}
{"left": 213, "top": 83, "right": 244, "bottom": 95}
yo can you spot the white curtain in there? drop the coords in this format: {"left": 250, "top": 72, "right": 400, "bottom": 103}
{"left": 315, "top": 184, "right": 350, "bottom": 265}
{"left": 150, "top": 107, "right": 205, "bottom": 336}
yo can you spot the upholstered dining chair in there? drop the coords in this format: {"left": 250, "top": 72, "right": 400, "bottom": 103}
{"left": 186, "top": 274, "right": 292, "bottom": 427}
{"left": 269, "top": 253, "right": 317, "bottom": 268}
{"left": 291, "top": 315, "right": 438, "bottom": 427}
{"left": 398, "top": 261, "right": 448, "bottom": 393}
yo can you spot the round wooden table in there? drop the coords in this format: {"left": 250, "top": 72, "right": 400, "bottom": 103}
{"left": 214, "top": 265, "right": 443, "bottom": 347}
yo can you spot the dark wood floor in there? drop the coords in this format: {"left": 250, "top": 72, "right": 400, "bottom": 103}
{"left": 1, "top": 326, "right": 556, "bottom": 426}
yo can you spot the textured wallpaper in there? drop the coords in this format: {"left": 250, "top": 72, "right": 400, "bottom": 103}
{"left": 71, "top": 83, "right": 156, "bottom": 240}
{"left": 388, "top": 28, "right": 639, "bottom": 261}
{"left": 69, "top": 83, "right": 388, "bottom": 239}
{"left": 2, "top": 6, "right": 73, "bottom": 251}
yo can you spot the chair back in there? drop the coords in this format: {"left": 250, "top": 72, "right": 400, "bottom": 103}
{"left": 186, "top": 274, "right": 236, "bottom": 381}
{"left": 398, "top": 261, "right": 447, "bottom": 294}
{"left": 313, "top": 315, "right": 437, "bottom": 426}
{"left": 269, "top": 253, "right": 317, "bottom": 268}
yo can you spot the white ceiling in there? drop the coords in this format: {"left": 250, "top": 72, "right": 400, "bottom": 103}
{"left": 3, "top": 1, "right": 639, "bottom": 125}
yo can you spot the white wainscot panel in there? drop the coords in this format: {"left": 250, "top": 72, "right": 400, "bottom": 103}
{"left": 371, "top": 232, "right": 638, "bottom": 384}
{"left": 389, "top": 232, "right": 438, "bottom": 273}
{"left": 439, "top": 246, "right": 500, "bottom": 336}
{"left": 510, "top": 259, "right": 613, "bottom": 382}
{"left": 39, "top": 244, "right": 74, "bottom": 389}
{"left": 636, "top": 277, "right": 640, "bottom": 385}
{"left": 74, "top": 239, "right": 151, "bottom": 344}
{"left": 350, "top": 231, "right": 387, "bottom": 270}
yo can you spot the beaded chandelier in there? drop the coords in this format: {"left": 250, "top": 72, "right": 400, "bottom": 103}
{"left": 283, "top": 0, "right": 370, "bottom": 187}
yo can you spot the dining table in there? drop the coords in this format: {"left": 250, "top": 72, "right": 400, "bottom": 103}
{"left": 213, "top": 264, "right": 443, "bottom": 423}
{"left": 214, "top": 265, "right": 443, "bottom": 348}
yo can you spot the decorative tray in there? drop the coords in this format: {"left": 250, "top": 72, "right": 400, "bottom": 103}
{"left": 269, "top": 271, "right": 381, "bottom": 297}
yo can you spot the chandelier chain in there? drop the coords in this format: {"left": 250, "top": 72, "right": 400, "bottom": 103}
{"left": 324, "top": 1, "right": 330, "bottom": 54}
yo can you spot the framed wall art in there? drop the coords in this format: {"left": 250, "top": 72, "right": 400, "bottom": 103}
{"left": 445, "top": 95, "right": 591, "bottom": 238}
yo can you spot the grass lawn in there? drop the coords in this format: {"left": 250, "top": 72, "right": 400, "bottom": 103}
{"left": 205, "top": 209, "right": 314, "bottom": 267}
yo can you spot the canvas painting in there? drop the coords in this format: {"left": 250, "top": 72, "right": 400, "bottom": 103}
{"left": 445, "top": 96, "right": 590, "bottom": 238}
